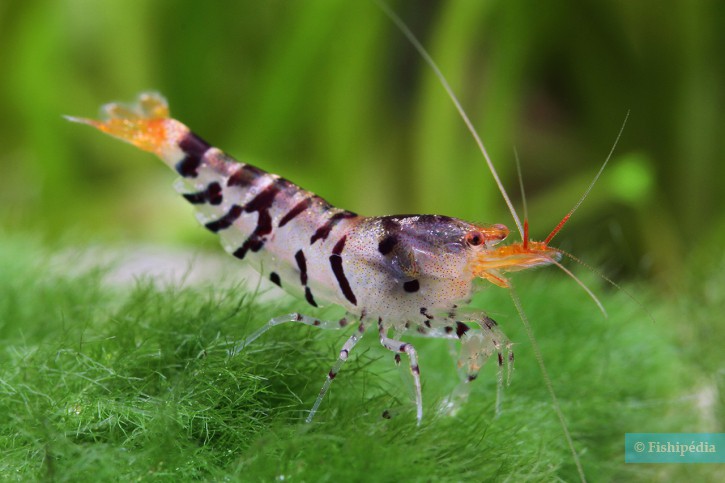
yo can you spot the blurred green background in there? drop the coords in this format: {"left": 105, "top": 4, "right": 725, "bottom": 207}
{"left": 1, "top": 1, "right": 724, "bottom": 480}
{"left": 1, "top": 0, "right": 723, "bottom": 285}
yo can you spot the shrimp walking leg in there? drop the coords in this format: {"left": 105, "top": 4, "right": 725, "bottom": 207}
{"left": 378, "top": 322, "right": 423, "bottom": 425}
{"left": 306, "top": 321, "right": 366, "bottom": 423}
{"left": 397, "top": 315, "right": 512, "bottom": 416}
{"left": 452, "top": 314, "right": 513, "bottom": 414}
{"left": 231, "top": 312, "right": 352, "bottom": 355}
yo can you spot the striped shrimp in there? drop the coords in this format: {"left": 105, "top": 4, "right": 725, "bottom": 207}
{"left": 68, "top": 93, "right": 538, "bottom": 425}
{"left": 69, "top": 93, "right": 612, "bottom": 480}
{"left": 66, "top": 14, "right": 631, "bottom": 483}
{"left": 67, "top": 80, "right": 621, "bottom": 483}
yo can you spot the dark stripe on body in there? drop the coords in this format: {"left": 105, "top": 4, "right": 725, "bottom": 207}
{"left": 176, "top": 132, "right": 211, "bottom": 178}
{"left": 294, "top": 249, "right": 318, "bottom": 307}
{"left": 232, "top": 183, "right": 280, "bottom": 260}
{"left": 305, "top": 287, "right": 318, "bottom": 307}
{"left": 227, "top": 164, "right": 266, "bottom": 188}
{"left": 329, "top": 236, "right": 357, "bottom": 306}
{"left": 310, "top": 211, "right": 357, "bottom": 245}
{"left": 295, "top": 250, "right": 308, "bottom": 285}
{"left": 278, "top": 197, "right": 311, "bottom": 227}
{"left": 182, "top": 182, "right": 223, "bottom": 205}
{"left": 205, "top": 205, "right": 242, "bottom": 232}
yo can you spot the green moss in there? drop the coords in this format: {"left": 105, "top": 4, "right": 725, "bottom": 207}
{"left": 1, "top": 235, "right": 720, "bottom": 481}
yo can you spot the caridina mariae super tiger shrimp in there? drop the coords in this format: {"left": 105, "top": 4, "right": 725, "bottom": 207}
{"left": 68, "top": 7, "right": 628, "bottom": 481}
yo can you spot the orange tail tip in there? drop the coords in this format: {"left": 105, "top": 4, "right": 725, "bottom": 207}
{"left": 65, "top": 92, "right": 171, "bottom": 156}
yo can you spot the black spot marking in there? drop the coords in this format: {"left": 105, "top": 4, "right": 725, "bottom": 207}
{"left": 416, "top": 326, "right": 427, "bottom": 334}
{"left": 207, "top": 183, "right": 223, "bottom": 205}
{"left": 279, "top": 197, "right": 312, "bottom": 228}
{"left": 403, "top": 280, "right": 420, "bottom": 293}
{"left": 338, "top": 318, "right": 348, "bottom": 327}
{"left": 455, "top": 321, "right": 470, "bottom": 338}
{"left": 295, "top": 250, "right": 308, "bottom": 285}
{"left": 269, "top": 272, "right": 282, "bottom": 287}
{"left": 377, "top": 235, "right": 398, "bottom": 255}
{"left": 484, "top": 316, "right": 498, "bottom": 329}
{"left": 424, "top": 320, "right": 431, "bottom": 328}
{"left": 399, "top": 344, "right": 408, "bottom": 352}
{"left": 205, "top": 205, "right": 242, "bottom": 232}
{"left": 382, "top": 409, "right": 392, "bottom": 419}
{"left": 394, "top": 354, "right": 401, "bottom": 365}
{"left": 175, "top": 132, "right": 210, "bottom": 178}
{"left": 420, "top": 307, "right": 433, "bottom": 320}
{"left": 411, "top": 365, "right": 420, "bottom": 375}
{"left": 467, "top": 374, "right": 478, "bottom": 382}
{"left": 498, "top": 353, "right": 504, "bottom": 366}
{"left": 329, "top": 236, "right": 357, "bottom": 306}
{"left": 444, "top": 326, "right": 453, "bottom": 334}
{"left": 328, "top": 370, "right": 337, "bottom": 380}
{"left": 295, "top": 313, "right": 303, "bottom": 321}
{"left": 176, "top": 156, "right": 201, "bottom": 178}
{"left": 310, "top": 211, "right": 357, "bottom": 244}
{"left": 381, "top": 216, "right": 401, "bottom": 231}
{"left": 227, "top": 164, "right": 265, "bottom": 188}
{"left": 304, "top": 286, "right": 318, "bottom": 307}
{"left": 313, "top": 320, "right": 321, "bottom": 326}
{"left": 182, "top": 182, "right": 223, "bottom": 205}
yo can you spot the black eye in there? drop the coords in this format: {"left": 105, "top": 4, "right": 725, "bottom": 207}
{"left": 466, "top": 231, "right": 483, "bottom": 246}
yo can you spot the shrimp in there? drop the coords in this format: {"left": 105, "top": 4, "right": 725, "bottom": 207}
{"left": 66, "top": 10, "right": 624, "bottom": 482}
{"left": 66, "top": 93, "right": 524, "bottom": 426}
{"left": 68, "top": 88, "right": 593, "bottom": 416}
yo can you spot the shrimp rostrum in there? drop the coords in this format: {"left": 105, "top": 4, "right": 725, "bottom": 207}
{"left": 68, "top": 93, "right": 563, "bottom": 424}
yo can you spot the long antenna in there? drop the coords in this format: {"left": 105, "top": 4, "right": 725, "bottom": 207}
{"left": 550, "top": 259, "right": 607, "bottom": 317}
{"left": 544, "top": 111, "right": 630, "bottom": 245}
{"left": 556, "top": 247, "right": 657, "bottom": 325}
{"left": 377, "top": 3, "right": 586, "bottom": 480}
{"left": 509, "top": 287, "right": 587, "bottom": 483}
{"left": 513, "top": 146, "right": 529, "bottom": 248}
{"left": 375, "top": 0, "right": 524, "bottom": 239}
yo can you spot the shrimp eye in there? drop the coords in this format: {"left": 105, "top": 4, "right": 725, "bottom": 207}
{"left": 466, "top": 231, "right": 483, "bottom": 246}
